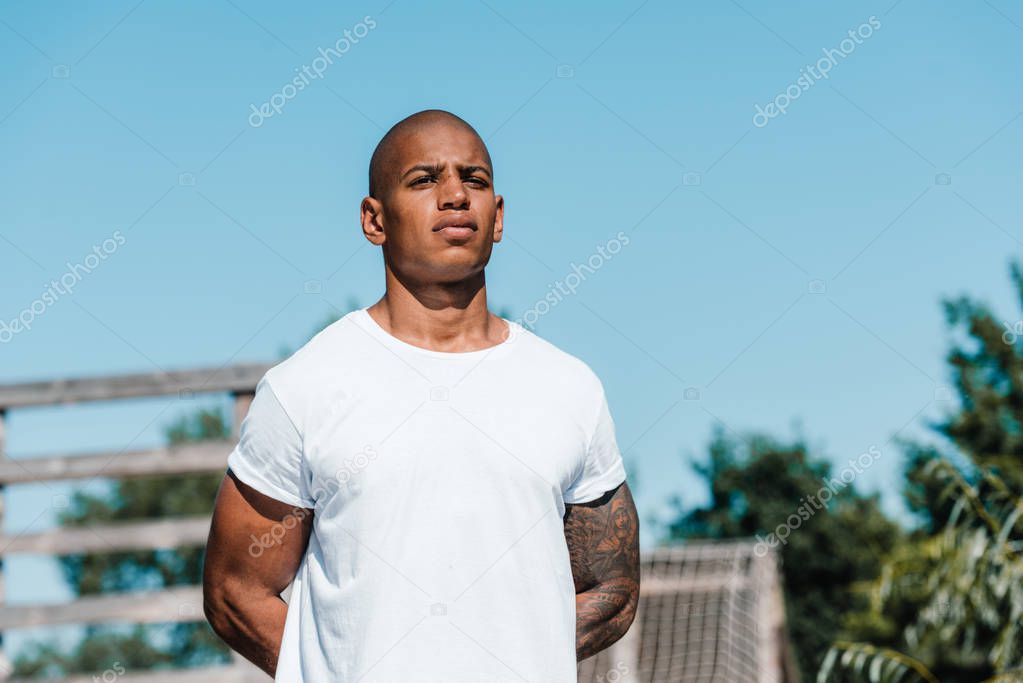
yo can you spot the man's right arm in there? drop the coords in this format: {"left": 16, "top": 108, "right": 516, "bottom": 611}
{"left": 203, "top": 469, "right": 313, "bottom": 678}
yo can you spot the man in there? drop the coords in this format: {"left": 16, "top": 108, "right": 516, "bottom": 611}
{"left": 203, "top": 109, "right": 640, "bottom": 682}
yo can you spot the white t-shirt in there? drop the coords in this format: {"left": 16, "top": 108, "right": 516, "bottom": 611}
{"left": 226, "top": 307, "right": 627, "bottom": 682}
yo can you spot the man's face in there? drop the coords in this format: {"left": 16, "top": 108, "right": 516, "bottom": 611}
{"left": 363, "top": 124, "right": 503, "bottom": 284}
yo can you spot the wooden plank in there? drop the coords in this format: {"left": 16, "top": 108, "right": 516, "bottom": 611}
{"left": 0, "top": 586, "right": 205, "bottom": 630}
{"left": 0, "top": 363, "right": 271, "bottom": 410}
{"left": 640, "top": 574, "right": 749, "bottom": 595}
{"left": 11, "top": 662, "right": 269, "bottom": 683}
{"left": 0, "top": 440, "right": 234, "bottom": 485}
{"left": 0, "top": 515, "right": 211, "bottom": 556}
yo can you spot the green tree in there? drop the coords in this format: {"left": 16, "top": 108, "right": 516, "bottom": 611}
{"left": 665, "top": 427, "right": 901, "bottom": 679}
{"left": 825, "top": 260, "right": 1023, "bottom": 682}
{"left": 819, "top": 464, "right": 1023, "bottom": 683}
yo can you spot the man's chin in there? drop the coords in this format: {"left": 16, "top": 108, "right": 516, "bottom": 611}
{"left": 428, "top": 256, "right": 491, "bottom": 284}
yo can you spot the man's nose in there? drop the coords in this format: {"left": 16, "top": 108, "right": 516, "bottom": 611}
{"left": 438, "top": 175, "right": 469, "bottom": 210}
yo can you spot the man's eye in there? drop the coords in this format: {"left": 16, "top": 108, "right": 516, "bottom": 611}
{"left": 465, "top": 177, "right": 488, "bottom": 187}
{"left": 411, "top": 176, "right": 435, "bottom": 185}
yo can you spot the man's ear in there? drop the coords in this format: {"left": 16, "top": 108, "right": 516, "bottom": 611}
{"left": 361, "top": 196, "right": 386, "bottom": 245}
{"left": 492, "top": 195, "right": 504, "bottom": 243}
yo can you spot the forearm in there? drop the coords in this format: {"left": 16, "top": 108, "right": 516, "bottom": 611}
{"left": 205, "top": 589, "right": 289, "bottom": 677}
{"left": 575, "top": 577, "right": 638, "bottom": 661}
{"left": 204, "top": 473, "right": 313, "bottom": 677}
{"left": 564, "top": 481, "right": 641, "bottom": 661}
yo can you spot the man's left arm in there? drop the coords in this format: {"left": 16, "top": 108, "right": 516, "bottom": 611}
{"left": 564, "top": 480, "right": 640, "bottom": 661}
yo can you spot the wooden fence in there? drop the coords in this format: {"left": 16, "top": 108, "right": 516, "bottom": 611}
{"left": 0, "top": 364, "right": 273, "bottom": 682}
{"left": 0, "top": 364, "right": 795, "bottom": 683}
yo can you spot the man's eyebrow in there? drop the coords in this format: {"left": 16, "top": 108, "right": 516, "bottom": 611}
{"left": 401, "top": 163, "right": 444, "bottom": 179}
{"left": 400, "top": 163, "right": 492, "bottom": 179}
{"left": 459, "top": 165, "right": 492, "bottom": 178}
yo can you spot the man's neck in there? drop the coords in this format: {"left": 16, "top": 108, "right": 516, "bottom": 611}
{"left": 367, "top": 271, "right": 508, "bottom": 353}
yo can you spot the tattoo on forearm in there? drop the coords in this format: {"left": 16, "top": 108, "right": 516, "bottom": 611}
{"left": 564, "top": 482, "right": 640, "bottom": 661}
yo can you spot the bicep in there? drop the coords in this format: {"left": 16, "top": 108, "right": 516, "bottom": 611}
{"left": 205, "top": 469, "right": 313, "bottom": 597}
{"left": 563, "top": 481, "right": 640, "bottom": 593}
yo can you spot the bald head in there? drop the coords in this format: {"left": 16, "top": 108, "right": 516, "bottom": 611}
{"left": 368, "top": 110, "right": 492, "bottom": 199}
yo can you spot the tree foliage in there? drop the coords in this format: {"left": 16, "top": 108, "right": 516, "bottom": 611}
{"left": 824, "top": 259, "right": 1023, "bottom": 682}
{"left": 665, "top": 428, "right": 901, "bottom": 679}
{"left": 820, "top": 465, "right": 1023, "bottom": 682}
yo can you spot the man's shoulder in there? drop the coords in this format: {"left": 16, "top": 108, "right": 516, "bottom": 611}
{"left": 263, "top": 310, "right": 366, "bottom": 389}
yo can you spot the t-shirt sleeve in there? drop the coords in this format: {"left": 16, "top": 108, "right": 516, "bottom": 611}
{"left": 562, "top": 378, "right": 627, "bottom": 505}
{"left": 226, "top": 375, "right": 316, "bottom": 509}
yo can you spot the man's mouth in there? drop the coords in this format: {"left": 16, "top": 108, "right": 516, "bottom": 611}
{"left": 432, "top": 216, "right": 478, "bottom": 239}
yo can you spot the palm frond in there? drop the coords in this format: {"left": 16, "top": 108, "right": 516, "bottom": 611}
{"left": 817, "top": 642, "right": 938, "bottom": 683}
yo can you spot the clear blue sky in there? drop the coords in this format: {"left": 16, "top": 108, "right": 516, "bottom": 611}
{"left": 2, "top": 0, "right": 1022, "bottom": 654}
